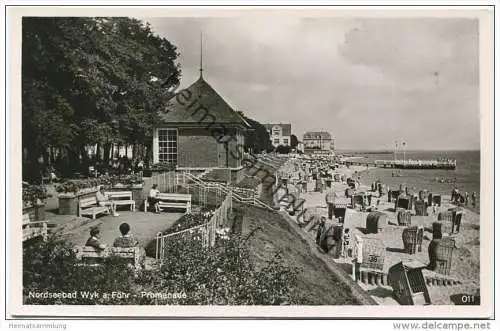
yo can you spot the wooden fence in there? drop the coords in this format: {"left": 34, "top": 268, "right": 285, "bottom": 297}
{"left": 155, "top": 193, "right": 233, "bottom": 262}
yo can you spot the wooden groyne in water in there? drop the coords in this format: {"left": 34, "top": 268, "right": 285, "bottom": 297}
{"left": 342, "top": 159, "right": 457, "bottom": 170}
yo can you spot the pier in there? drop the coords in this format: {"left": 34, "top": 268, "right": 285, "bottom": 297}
{"left": 343, "top": 159, "right": 456, "bottom": 170}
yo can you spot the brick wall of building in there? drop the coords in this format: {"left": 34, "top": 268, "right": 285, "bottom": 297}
{"left": 177, "top": 128, "right": 219, "bottom": 168}
{"left": 155, "top": 127, "right": 245, "bottom": 169}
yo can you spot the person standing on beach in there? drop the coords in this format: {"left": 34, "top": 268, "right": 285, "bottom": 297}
{"left": 430, "top": 202, "right": 438, "bottom": 215}
{"left": 471, "top": 192, "right": 477, "bottom": 208}
{"left": 464, "top": 192, "right": 469, "bottom": 206}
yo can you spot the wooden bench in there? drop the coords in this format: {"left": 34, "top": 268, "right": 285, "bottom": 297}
{"left": 144, "top": 193, "right": 191, "bottom": 213}
{"left": 22, "top": 213, "right": 48, "bottom": 241}
{"left": 74, "top": 246, "right": 143, "bottom": 270}
{"left": 79, "top": 197, "right": 110, "bottom": 219}
{"left": 106, "top": 191, "right": 135, "bottom": 211}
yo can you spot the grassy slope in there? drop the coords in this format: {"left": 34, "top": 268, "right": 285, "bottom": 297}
{"left": 240, "top": 203, "right": 370, "bottom": 305}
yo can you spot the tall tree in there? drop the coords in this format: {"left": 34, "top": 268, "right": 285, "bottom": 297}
{"left": 236, "top": 112, "right": 273, "bottom": 153}
{"left": 22, "top": 17, "right": 180, "bottom": 179}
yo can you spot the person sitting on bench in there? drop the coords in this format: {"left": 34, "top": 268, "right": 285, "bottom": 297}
{"left": 96, "top": 186, "right": 119, "bottom": 217}
{"left": 113, "top": 222, "right": 139, "bottom": 248}
{"left": 148, "top": 184, "right": 160, "bottom": 213}
{"left": 113, "top": 222, "right": 146, "bottom": 268}
{"left": 85, "top": 227, "right": 107, "bottom": 251}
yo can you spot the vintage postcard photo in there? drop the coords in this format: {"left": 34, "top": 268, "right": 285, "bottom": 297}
{"left": 5, "top": 6, "right": 495, "bottom": 319}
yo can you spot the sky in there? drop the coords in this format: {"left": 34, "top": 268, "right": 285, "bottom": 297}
{"left": 140, "top": 16, "right": 480, "bottom": 151}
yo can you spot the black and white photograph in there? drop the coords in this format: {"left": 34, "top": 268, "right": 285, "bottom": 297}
{"left": 4, "top": 5, "right": 495, "bottom": 321}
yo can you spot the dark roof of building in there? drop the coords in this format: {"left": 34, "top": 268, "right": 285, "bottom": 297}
{"left": 303, "top": 131, "right": 332, "bottom": 140}
{"left": 264, "top": 123, "right": 292, "bottom": 136}
{"left": 158, "top": 76, "right": 251, "bottom": 128}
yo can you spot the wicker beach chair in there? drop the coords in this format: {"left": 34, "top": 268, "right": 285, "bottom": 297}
{"left": 418, "top": 190, "right": 428, "bottom": 201}
{"left": 388, "top": 261, "right": 431, "bottom": 305}
{"left": 351, "top": 194, "right": 365, "bottom": 210}
{"left": 414, "top": 200, "right": 428, "bottom": 216}
{"left": 397, "top": 208, "right": 412, "bottom": 226}
{"left": 361, "top": 237, "right": 385, "bottom": 271}
{"left": 395, "top": 196, "right": 412, "bottom": 211}
{"left": 437, "top": 211, "right": 454, "bottom": 235}
{"left": 366, "top": 211, "right": 387, "bottom": 234}
{"left": 432, "top": 222, "right": 443, "bottom": 240}
{"left": 428, "top": 237, "right": 456, "bottom": 276}
{"left": 432, "top": 194, "right": 442, "bottom": 207}
{"left": 351, "top": 236, "right": 386, "bottom": 284}
{"left": 388, "top": 189, "right": 401, "bottom": 203}
{"left": 402, "top": 226, "right": 424, "bottom": 254}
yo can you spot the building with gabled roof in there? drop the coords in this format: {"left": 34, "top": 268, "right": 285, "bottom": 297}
{"left": 153, "top": 74, "right": 251, "bottom": 170}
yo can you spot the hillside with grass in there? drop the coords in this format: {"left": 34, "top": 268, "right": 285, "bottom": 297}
{"left": 238, "top": 202, "right": 376, "bottom": 305}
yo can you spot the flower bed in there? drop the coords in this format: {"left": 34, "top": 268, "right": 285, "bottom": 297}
{"left": 23, "top": 184, "right": 49, "bottom": 207}
{"left": 56, "top": 175, "right": 145, "bottom": 215}
{"left": 56, "top": 175, "right": 143, "bottom": 196}
{"left": 22, "top": 184, "right": 49, "bottom": 222}
{"left": 150, "top": 162, "right": 176, "bottom": 174}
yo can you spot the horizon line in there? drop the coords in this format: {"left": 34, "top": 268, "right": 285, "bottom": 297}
{"left": 335, "top": 148, "right": 481, "bottom": 152}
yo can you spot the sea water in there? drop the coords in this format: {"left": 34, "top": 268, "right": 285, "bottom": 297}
{"left": 347, "top": 150, "right": 481, "bottom": 214}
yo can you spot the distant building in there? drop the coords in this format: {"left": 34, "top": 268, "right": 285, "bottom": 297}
{"left": 264, "top": 124, "right": 292, "bottom": 148}
{"left": 303, "top": 131, "right": 335, "bottom": 155}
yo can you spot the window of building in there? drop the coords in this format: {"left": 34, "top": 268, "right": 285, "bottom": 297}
{"left": 272, "top": 127, "right": 281, "bottom": 136}
{"left": 158, "top": 129, "right": 177, "bottom": 163}
{"left": 274, "top": 139, "right": 280, "bottom": 145}
{"left": 283, "top": 138, "right": 289, "bottom": 145}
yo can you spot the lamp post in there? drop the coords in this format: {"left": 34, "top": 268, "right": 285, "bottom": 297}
{"left": 394, "top": 141, "right": 397, "bottom": 163}
{"left": 402, "top": 141, "right": 406, "bottom": 166}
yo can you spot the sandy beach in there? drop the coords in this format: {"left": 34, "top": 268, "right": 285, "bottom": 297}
{"left": 287, "top": 163, "right": 480, "bottom": 305}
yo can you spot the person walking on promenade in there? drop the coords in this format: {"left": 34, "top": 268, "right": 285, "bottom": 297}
{"left": 464, "top": 192, "right": 469, "bottom": 206}
{"left": 471, "top": 192, "right": 477, "bottom": 208}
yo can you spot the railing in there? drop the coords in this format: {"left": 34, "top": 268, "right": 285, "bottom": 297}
{"left": 155, "top": 193, "right": 233, "bottom": 262}
{"left": 145, "top": 167, "right": 275, "bottom": 212}
{"left": 153, "top": 157, "right": 295, "bottom": 262}
{"left": 142, "top": 171, "right": 180, "bottom": 193}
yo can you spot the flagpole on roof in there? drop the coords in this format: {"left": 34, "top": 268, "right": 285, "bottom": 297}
{"left": 200, "top": 32, "right": 204, "bottom": 78}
